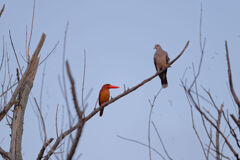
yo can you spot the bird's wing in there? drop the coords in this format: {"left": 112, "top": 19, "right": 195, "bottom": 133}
{"left": 166, "top": 52, "right": 170, "bottom": 64}
{"left": 153, "top": 54, "right": 158, "bottom": 71}
{"left": 161, "top": 50, "right": 169, "bottom": 64}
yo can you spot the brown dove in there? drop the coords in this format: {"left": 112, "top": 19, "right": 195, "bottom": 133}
{"left": 154, "top": 44, "right": 170, "bottom": 88}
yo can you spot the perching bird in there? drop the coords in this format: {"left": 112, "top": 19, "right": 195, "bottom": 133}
{"left": 154, "top": 44, "right": 170, "bottom": 88}
{"left": 98, "top": 84, "right": 119, "bottom": 117}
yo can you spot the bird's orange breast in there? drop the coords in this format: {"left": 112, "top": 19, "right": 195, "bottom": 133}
{"left": 99, "top": 89, "right": 110, "bottom": 106}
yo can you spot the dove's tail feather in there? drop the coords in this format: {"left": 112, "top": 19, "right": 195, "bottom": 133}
{"left": 159, "top": 70, "right": 168, "bottom": 88}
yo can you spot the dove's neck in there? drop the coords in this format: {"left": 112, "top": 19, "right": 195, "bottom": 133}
{"left": 156, "top": 48, "right": 163, "bottom": 53}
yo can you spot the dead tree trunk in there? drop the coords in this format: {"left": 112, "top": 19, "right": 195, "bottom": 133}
{"left": 6, "top": 33, "right": 46, "bottom": 160}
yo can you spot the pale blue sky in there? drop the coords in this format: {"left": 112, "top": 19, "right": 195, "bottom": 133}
{"left": 1, "top": 0, "right": 240, "bottom": 160}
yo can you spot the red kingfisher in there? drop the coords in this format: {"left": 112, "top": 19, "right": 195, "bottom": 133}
{"left": 98, "top": 84, "right": 119, "bottom": 117}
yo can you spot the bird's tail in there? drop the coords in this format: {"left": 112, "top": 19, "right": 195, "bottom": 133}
{"left": 159, "top": 70, "right": 168, "bottom": 88}
{"left": 99, "top": 107, "right": 104, "bottom": 117}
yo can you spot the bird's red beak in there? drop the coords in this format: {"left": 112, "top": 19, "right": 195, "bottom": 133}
{"left": 108, "top": 85, "right": 119, "bottom": 89}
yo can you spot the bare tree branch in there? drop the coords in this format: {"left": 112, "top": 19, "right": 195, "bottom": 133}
{"left": 27, "top": 0, "right": 36, "bottom": 62}
{"left": 189, "top": 4, "right": 206, "bottom": 90}
{"left": 225, "top": 41, "right": 240, "bottom": 120}
{"left": 230, "top": 114, "right": 240, "bottom": 128}
{"left": 34, "top": 97, "right": 47, "bottom": 143}
{"left": 39, "top": 41, "right": 59, "bottom": 65}
{"left": 65, "top": 61, "right": 82, "bottom": 119}
{"left": 0, "top": 82, "right": 17, "bottom": 98}
{"left": 44, "top": 119, "right": 82, "bottom": 159}
{"left": 66, "top": 124, "right": 83, "bottom": 160}
{"left": 0, "top": 147, "right": 10, "bottom": 160}
{"left": 0, "top": 4, "right": 5, "bottom": 18}
{"left": 215, "top": 104, "right": 223, "bottom": 160}
{"left": 9, "top": 30, "right": 23, "bottom": 76}
{"left": 0, "top": 36, "right": 5, "bottom": 71}
{"left": 152, "top": 122, "right": 173, "bottom": 160}
{"left": 55, "top": 104, "right": 59, "bottom": 138}
{"left": 81, "top": 50, "right": 86, "bottom": 112}
{"left": 206, "top": 126, "right": 213, "bottom": 160}
{"left": 66, "top": 61, "right": 84, "bottom": 160}
{"left": 37, "top": 138, "right": 54, "bottom": 160}
{"left": 147, "top": 88, "right": 162, "bottom": 160}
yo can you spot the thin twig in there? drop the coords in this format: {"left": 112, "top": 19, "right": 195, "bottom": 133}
{"left": 147, "top": 88, "right": 162, "bottom": 160}
{"left": 61, "top": 22, "right": 74, "bottom": 143}
{"left": 117, "top": 135, "right": 166, "bottom": 160}
{"left": 40, "top": 41, "right": 59, "bottom": 65}
{"left": 27, "top": 0, "right": 36, "bottom": 62}
{"left": 189, "top": 89, "right": 212, "bottom": 106}
{"left": 34, "top": 97, "right": 47, "bottom": 143}
{"left": 0, "top": 82, "right": 17, "bottom": 97}
{"left": 189, "top": 4, "right": 206, "bottom": 90}
{"left": 202, "top": 88, "right": 219, "bottom": 112}
{"left": 148, "top": 101, "right": 153, "bottom": 160}
{"left": 0, "top": 4, "right": 5, "bottom": 18}
{"left": 0, "top": 36, "right": 5, "bottom": 71}
{"left": 9, "top": 30, "right": 23, "bottom": 76}
{"left": 25, "top": 25, "right": 28, "bottom": 63}
{"left": 37, "top": 138, "right": 54, "bottom": 160}
{"left": 40, "top": 64, "right": 46, "bottom": 110}
{"left": 56, "top": 104, "right": 59, "bottom": 137}
{"left": 81, "top": 50, "right": 86, "bottom": 111}
{"left": 152, "top": 121, "right": 173, "bottom": 160}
